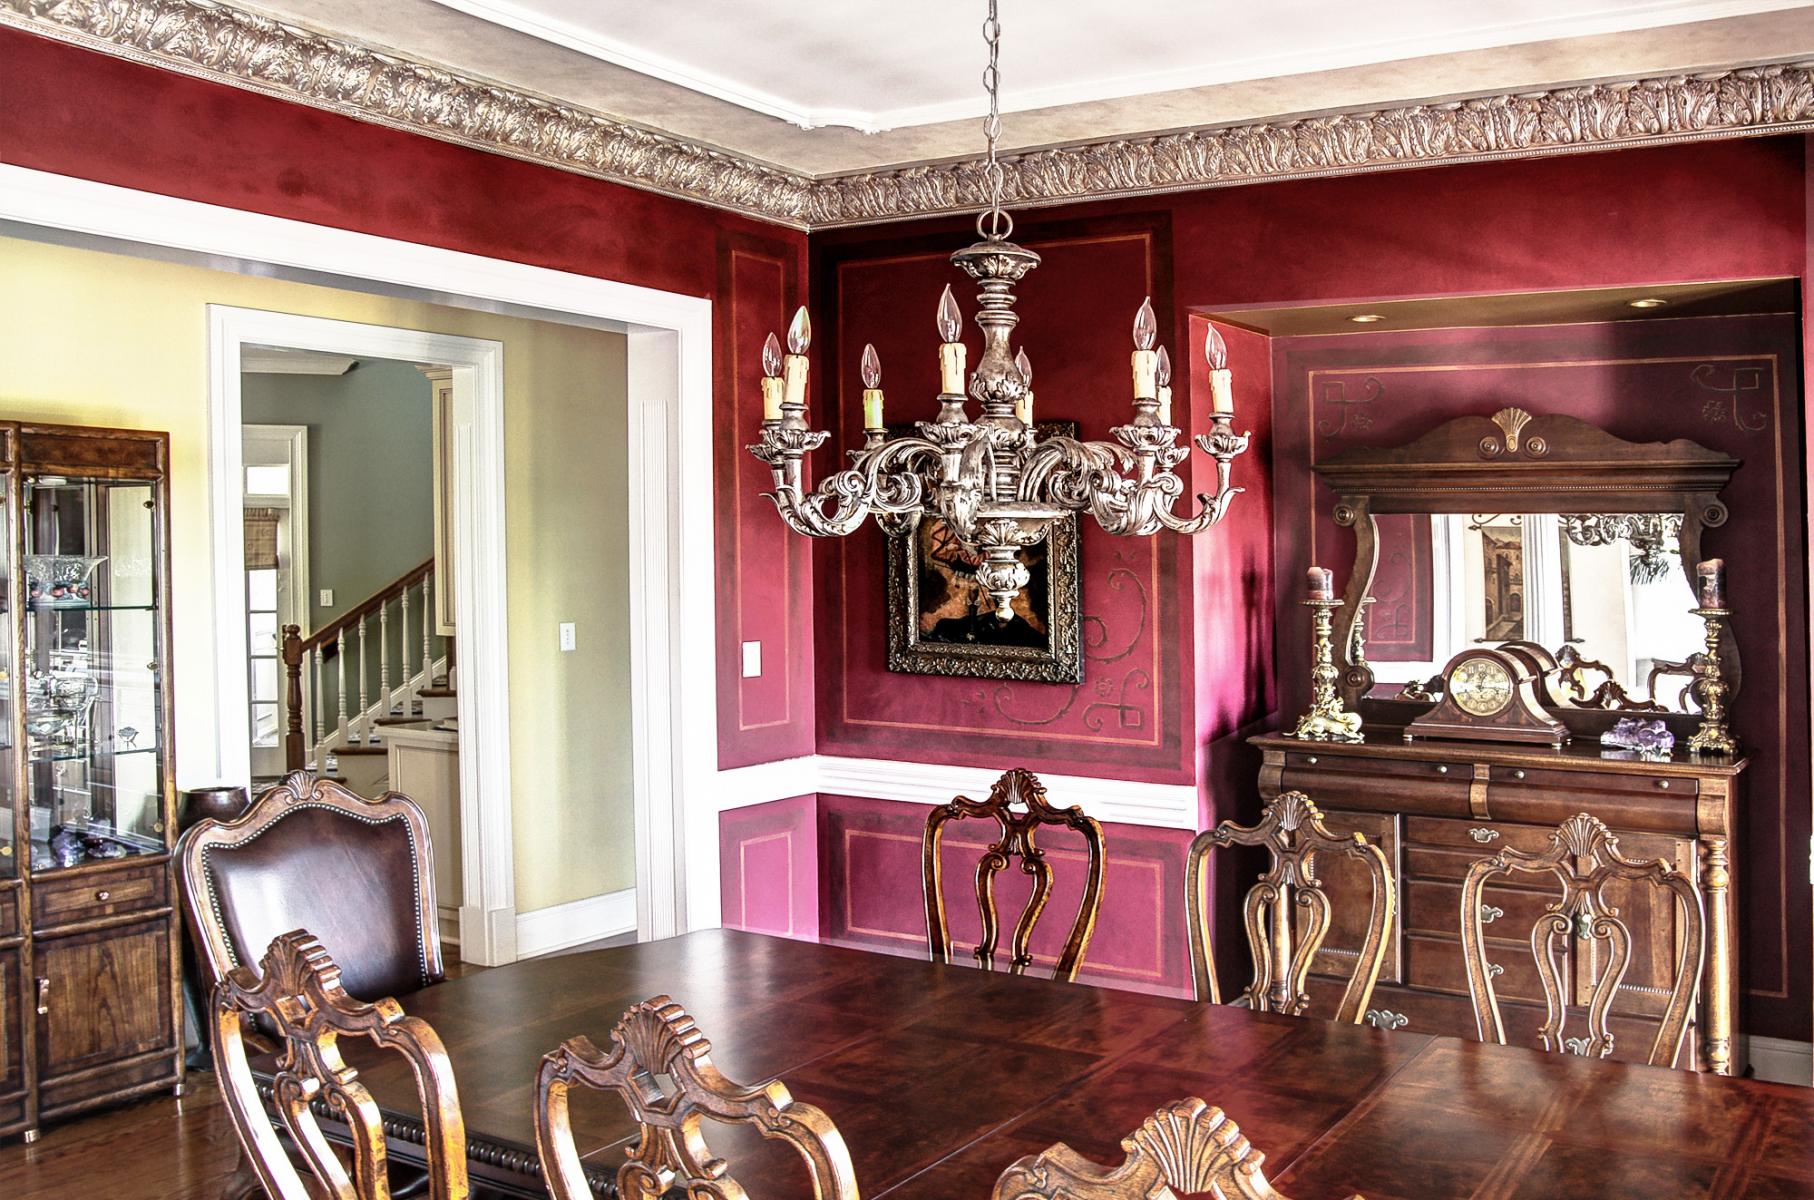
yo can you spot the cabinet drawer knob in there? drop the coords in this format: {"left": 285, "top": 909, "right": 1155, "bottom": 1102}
{"left": 1365, "top": 1008, "right": 1410, "bottom": 1031}
{"left": 1479, "top": 903, "right": 1504, "bottom": 925}
{"left": 1469, "top": 827, "right": 1500, "bottom": 843}
{"left": 1656, "top": 779, "right": 1671, "bottom": 790}
{"left": 1436, "top": 764, "right": 1449, "bottom": 775}
{"left": 95, "top": 890, "right": 111, "bottom": 902}
{"left": 1511, "top": 769, "right": 1525, "bottom": 780}
{"left": 1306, "top": 755, "right": 1319, "bottom": 765}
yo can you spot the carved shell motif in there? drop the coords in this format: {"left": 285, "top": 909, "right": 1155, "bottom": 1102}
{"left": 1127, "top": 1100, "right": 1265, "bottom": 1193}
{"left": 1272, "top": 790, "right": 1322, "bottom": 834}
{"left": 1555, "top": 812, "right": 1615, "bottom": 859}
{"left": 1479, "top": 407, "right": 1540, "bottom": 457}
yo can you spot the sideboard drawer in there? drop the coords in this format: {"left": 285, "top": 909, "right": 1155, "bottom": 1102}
{"left": 32, "top": 861, "right": 169, "bottom": 933}
{"left": 1406, "top": 816, "right": 1558, "bottom": 855}
{"left": 1406, "top": 932, "right": 1551, "bottom": 1005}
{"left": 1281, "top": 752, "right": 1470, "bottom": 815}
{"left": 1404, "top": 878, "right": 1556, "bottom": 940}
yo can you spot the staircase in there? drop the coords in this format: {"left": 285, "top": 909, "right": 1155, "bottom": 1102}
{"left": 280, "top": 558, "right": 454, "bottom": 790}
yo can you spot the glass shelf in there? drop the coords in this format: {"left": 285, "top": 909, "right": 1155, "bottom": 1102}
{"left": 26, "top": 603, "right": 158, "bottom": 614}
{"left": 28, "top": 744, "right": 160, "bottom": 765}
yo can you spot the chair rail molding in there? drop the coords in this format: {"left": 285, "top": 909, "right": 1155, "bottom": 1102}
{"left": 0, "top": 163, "right": 718, "bottom": 958}
{"left": 5, "top": 0, "right": 1813, "bottom": 229}
{"left": 715, "top": 755, "right": 1199, "bottom": 831}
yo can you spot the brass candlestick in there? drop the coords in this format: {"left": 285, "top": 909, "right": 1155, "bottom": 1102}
{"left": 1288, "top": 598, "right": 1364, "bottom": 742}
{"left": 1687, "top": 606, "right": 1738, "bottom": 756}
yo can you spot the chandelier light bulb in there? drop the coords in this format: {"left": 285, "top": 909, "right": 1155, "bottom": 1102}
{"left": 937, "top": 285, "right": 963, "bottom": 343}
{"left": 1155, "top": 345, "right": 1172, "bottom": 388}
{"left": 1133, "top": 297, "right": 1157, "bottom": 351}
{"left": 1014, "top": 347, "right": 1032, "bottom": 386}
{"left": 860, "top": 343, "right": 882, "bottom": 389}
{"left": 761, "top": 332, "right": 783, "bottom": 379}
{"left": 787, "top": 306, "right": 812, "bottom": 354}
{"left": 1204, "top": 322, "right": 1228, "bottom": 371}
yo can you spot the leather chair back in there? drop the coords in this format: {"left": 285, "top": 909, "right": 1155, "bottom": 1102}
{"left": 178, "top": 771, "right": 443, "bottom": 1001}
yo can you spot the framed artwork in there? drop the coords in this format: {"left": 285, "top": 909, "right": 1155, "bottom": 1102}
{"left": 884, "top": 420, "right": 1083, "bottom": 683}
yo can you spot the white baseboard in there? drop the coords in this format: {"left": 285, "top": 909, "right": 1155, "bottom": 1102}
{"left": 715, "top": 753, "right": 1198, "bottom": 830}
{"left": 1748, "top": 1036, "right": 1811, "bottom": 1085}
{"left": 516, "top": 888, "right": 637, "bottom": 959}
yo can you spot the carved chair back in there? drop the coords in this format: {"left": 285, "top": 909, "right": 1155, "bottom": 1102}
{"left": 922, "top": 767, "right": 1106, "bottom": 981}
{"left": 1461, "top": 812, "right": 1705, "bottom": 1067}
{"left": 178, "top": 770, "right": 444, "bottom": 1001}
{"left": 1185, "top": 791, "right": 1395, "bottom": 1023}
{"left": 535, "top": 995, "right": 859, "bottom": 1200}
{"left": 212, "top": 929, "right": 469, "bottom": 1200}
{"left": 992, "top": 1097, "right": 1363, "bottom": 1200}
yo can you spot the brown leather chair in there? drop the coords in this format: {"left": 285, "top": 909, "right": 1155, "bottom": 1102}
{"left": 177, "top": 770, "right": 445, "bottom": 1001}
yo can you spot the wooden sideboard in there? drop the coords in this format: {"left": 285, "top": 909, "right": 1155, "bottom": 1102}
{"left": 1249, "top": 732, "right": 1745, "bottom": 1074}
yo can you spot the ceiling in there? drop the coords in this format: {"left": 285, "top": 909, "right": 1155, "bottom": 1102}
{"left": 244, "top": 1, "right": 1814, "bottom": 175}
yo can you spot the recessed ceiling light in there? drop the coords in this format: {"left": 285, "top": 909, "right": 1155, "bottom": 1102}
{"left": 1627, "top": 297, "right": 1669, "bottom": 309}
{"left": 1348, "top": 313, "right": 1386, "bottom": 324}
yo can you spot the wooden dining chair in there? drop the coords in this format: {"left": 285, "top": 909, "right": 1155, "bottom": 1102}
{"left": 535, "top": 995, "right": 859, "bottom": 1200}
{"left": 993, "top": 1097, "right": 1363, "bottom": 1200}
{"left": 177, "top": 770, "right": 445, "bottom": 1000}
{"left": 1185, "top": 790, "right": 1395, "bottom": 1023}
{"left": 923, "top": 767, "right": 1106, "bottom": 981}
{"left": 1461, "top": 811, "right": 1704, "bottom": 1067}
{"left": 212, "top": 929, "right": 469, "bottom": 1200}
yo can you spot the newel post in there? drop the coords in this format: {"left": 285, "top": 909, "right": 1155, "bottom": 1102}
{"left": 282, "top": 624, "right": 305, "bottom": 772}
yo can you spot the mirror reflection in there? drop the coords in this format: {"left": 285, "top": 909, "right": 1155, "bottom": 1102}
{"left": 1361, "top": 511, "right": 1707, "bottom": 710}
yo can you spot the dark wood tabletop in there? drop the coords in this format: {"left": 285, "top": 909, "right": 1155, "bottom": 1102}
{"left": 312, "top": 929, "right": 1812, "bottom": 1199}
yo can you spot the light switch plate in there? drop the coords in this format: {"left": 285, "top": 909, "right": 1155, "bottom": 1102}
{"left": 559, "top": 622, "right": 577, "bottom": 652}
{"left": 741, "top": 640, "right": 762, "bottom": 678}
{"left": 318, "top": 589, "right": 334, "bottom": 607}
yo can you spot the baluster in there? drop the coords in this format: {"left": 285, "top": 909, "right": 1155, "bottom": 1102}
{"left": 356, "top": 614, "right": 370, "bottom": 744}
{"left": 421, "top": 572, "right": 434, "bottom": 685}
{"left": 282, "top": 625, "right": 304, "bottom": 772}
{"left": 312, "top": 647, "right": 324, "bottom": 766}
{"left": 379, "top": 601, "right": 392, "bottom": 718}
{"left": 336, "top": 628, "right": 349, "bottom": 743}
{"left": 399, "top": 582, "right": 413, "bottom": 712}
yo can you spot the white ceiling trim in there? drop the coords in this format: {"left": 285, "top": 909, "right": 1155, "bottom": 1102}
{"left": 6, "top": 0, "right": 1813, "bottom": 230}
{"left": 428, "top": 0, "right": 1812, "bottom": 132}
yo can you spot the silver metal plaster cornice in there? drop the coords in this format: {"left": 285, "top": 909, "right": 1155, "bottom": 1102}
{"left": 5, "top": 0, "right": 1814, "bottom": 232}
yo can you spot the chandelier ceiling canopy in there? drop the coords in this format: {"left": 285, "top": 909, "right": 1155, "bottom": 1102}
{"left": 748, "top": 0, "right": 1250, "bottom": 619}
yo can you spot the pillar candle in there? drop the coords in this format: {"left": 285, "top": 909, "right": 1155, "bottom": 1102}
{"left": 1696, "top": 558, "right": 1725, "bottom": 608}
{"left": 1307, "top": 565, "right": 1334, "bottom": 601}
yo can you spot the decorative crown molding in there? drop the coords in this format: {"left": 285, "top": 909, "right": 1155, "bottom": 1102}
{"left": 6, "top": 0, "right": 1814, "bottom": 231}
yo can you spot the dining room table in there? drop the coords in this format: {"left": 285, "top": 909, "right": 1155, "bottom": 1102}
{"left": 264, "top": 928, "right": 1814, "bottom": 1199}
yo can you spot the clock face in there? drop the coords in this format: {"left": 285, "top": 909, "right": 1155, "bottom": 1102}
{"left": 1450, "top": 656, "right": 1514, "bottom": 716}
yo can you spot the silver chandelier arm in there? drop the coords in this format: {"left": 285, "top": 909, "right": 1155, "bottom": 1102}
{"left": 750, "top": 429, "right": 943, "bottom": 538}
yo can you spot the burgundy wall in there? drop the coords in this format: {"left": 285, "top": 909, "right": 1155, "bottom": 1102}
{"left": 0, "top": 29, "right": 815, "bottom": 769}
{"left": 1271, "top": 315, "right": 1809, "bottom": 1042}
{"left": 721, "top": 796, "right": 820, "bottom": 940}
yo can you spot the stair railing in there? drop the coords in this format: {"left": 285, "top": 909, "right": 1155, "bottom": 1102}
{"left": 281, "top": 557, "right": 439, "bottom": 772}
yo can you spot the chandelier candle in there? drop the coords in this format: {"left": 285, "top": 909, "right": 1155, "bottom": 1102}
{"left": 760, "top": 332, "right": 785, "bottom": 421}
{"left": 745, "top": 0, "right": 1251, "bottom": 618}
{"left": 1131, "top": 297, "right": 1160, "bottom": 400}
{"left": 1013, "top": 348, "right": 1034, "bottom": 425}
{"left": 1155, "top": 346, "right": 1174, "bottom": 426}
{"left": 1205, "top": 323, "right": 1234, "bottom": 418}
{"left": 937, "top": 285, "right": 967, "bottom": 395}
{"left": 861, "top": 343, "right": 885, "bottom": 437}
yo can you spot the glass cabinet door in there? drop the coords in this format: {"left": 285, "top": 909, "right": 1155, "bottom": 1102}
{"left": 0, "top": 468, "right": 14, "bottom": 880}
{"left": 23, "top": 475, "right": 165, "bottom": 870}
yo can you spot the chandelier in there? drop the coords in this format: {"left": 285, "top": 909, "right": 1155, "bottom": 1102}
{"left": 747, "top": 0, "right": 1250, "bottom": 619}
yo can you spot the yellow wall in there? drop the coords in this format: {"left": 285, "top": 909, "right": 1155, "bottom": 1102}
{"left": 0, "top": 236, "right": 633, "bottom": 911}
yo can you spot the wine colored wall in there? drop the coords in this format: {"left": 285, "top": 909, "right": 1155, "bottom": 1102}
{"left": 1271, "top": 314, "right": 1808, "bottom": 1044}
{"left": 808, "top": 135, "right": 1811, "bottom": 1040}
{"left": 0, "top": 28, "right": 815, "bottom": 770}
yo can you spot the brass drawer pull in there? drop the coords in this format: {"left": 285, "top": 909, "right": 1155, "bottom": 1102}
{"left": 36, "top": 977, "right": 49, "bottom": 1015}
{"left": 1435, "top": 764, "right": 1449, "bottom": 774}
{"left": 1468, "top": 827, "right": 1500, "bottom": 843}
{"left": 1365, "top": 1008, "right": 1410, "bottom": 1031}
{"left": 1479, "top": 904, "right": 1504, "bottom": 925}
{"left": 1511, "top": 769, "right": 1526, "bottom": 780}
{"left": 1489, "top": 963, "right": 1505, "bottom": 978}
{"left": 1656, "top": 779, "right": 1671, "bottom": 789}
{"left": 1306, "top": 755, "right": 1319, "bottom": 765}
{"left": 96, "top": 890, "right": 111, "bottom": 902}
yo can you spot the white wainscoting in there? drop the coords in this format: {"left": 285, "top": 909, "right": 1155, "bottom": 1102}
{"left": 515, "top": 888, "right": 639, "bottom": 959}
{"left": 1748, "top": 1036, "right": 1812, "bottom": 1086}
{"left": 713, "top": 754, "right": 1198, "bottom": 830}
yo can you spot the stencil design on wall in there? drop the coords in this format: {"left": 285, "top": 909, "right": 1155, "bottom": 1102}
{"left": 1692, "top": 362, "right": 1771, "bottom": 434}
{"left": 1316, "top": 376, "right": 1382, "bottom": 440}
{"left": 987, "top": 565, "right": 1150, "bottom": 728}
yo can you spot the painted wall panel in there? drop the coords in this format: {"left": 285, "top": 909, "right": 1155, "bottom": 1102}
{"left": 720, "top": 795, "right": 820, "bottom": 940}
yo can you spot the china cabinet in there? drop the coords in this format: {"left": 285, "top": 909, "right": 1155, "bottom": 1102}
{"left": 0, "top": 422, "right": 181, "bottom": 1142}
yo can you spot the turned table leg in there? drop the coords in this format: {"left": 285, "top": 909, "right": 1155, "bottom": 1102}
{"left": 1702, "top": 837, "right": 1733, "bottom": 1076}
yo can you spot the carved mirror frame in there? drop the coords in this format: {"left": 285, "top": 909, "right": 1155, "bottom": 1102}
{"left": 1313, "top": 407, "right": 1740, "bottom": 729}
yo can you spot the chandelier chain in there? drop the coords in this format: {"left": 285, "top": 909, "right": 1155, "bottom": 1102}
{"left": 979, "top": 0, "right": 1009, "bottom": 241}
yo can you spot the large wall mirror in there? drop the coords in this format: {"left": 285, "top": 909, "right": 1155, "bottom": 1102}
{"left": 1317, "top": 407, "right": 1740, "bottom": 734}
